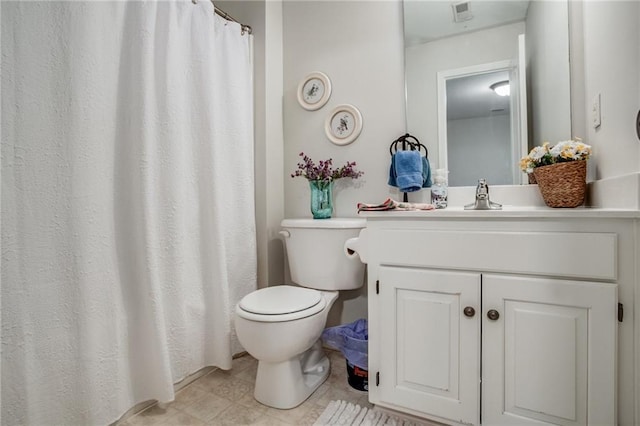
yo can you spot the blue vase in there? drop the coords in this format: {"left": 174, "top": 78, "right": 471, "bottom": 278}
{"left": 309, "top": 180, "right": 333, "bottom": 219}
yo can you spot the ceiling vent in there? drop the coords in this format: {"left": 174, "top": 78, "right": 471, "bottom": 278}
{"left": 452, "top": 1, "right": 473, "bottom": 23}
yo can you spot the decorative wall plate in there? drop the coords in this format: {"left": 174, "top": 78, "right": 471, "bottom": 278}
{"left": 297, "top": 72, "right": 331, "bottom": 111}
{"left": 324, "top": 104, "right": 363, "bottom": 146}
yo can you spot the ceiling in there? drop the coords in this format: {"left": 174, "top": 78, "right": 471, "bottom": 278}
{"left": 446, "top": 70, "right": 510, "bottom": 120}
{"left": 404, "top": 0, "right": 530, "bottom": 46}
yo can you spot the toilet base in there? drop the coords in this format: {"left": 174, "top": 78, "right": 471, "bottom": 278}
{"left": 254, "top": 340, "right": 330, "bottom": 409}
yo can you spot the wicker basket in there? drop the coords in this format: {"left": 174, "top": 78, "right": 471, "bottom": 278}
{"left": 532, "top": 161, "right": 587, "bottom": 208}
{"left": 527, "top": 173, "right": 537, "bottom": 184}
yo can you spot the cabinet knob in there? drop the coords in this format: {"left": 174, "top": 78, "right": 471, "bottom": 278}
{"left": 487, "top": 309, "right": 500, "bottom": 321}
{"left": 463, "top": 306, "right": 475, "bottom": 317}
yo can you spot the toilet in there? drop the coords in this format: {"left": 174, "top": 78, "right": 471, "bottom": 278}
{"left": 234, "top": 218, "right": 366, "bottom": 409}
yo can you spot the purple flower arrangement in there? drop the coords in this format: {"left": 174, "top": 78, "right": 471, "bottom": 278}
{"left": 291, "top": 152, "right": 364, "bottom": 182}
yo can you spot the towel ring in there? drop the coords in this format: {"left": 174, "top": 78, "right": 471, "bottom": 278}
{"left": 389, "top": 133, "right": 428, "bottom": 158}
{"left": 389, "top": 133, "right": 429, "bottom": 203}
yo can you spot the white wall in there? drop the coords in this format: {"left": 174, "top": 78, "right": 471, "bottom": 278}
{"left": 447, "top": 115, "right": 512, "bottom": 187}
{"left": 579, "top": 1, "right": 640, "bottom": 180}
{"left": 283, "top": 0, "right": 406, "bottom": 325}
{"left": 525, "top": 0, "right": 571, "bottom": 146}
{"left": 576, "top": 5, "right": 640, "bottom": 411}
{"left": 405, "top": 22, "right": 525, "bottom": 174}
{"left": 283, "top": 1, "right": 406, "bottom": 219}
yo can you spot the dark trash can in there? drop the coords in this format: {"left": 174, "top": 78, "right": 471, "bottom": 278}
{"left": 321, "top": 318, "right": 368, "bottom": 391}
{"left": 345, "top": 359, "right": 368, "bottom": 391}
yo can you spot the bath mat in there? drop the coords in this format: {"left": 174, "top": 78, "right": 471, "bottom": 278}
{"left": 313, "top": 400, "right": 434, "bottom": 426}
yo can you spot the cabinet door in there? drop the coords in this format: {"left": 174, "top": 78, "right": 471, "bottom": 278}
{"left": 377, "top": 267, "right": 481, "bottom": 425}
{"left": 482, "top": 275, "right": 617, "bottom": 426}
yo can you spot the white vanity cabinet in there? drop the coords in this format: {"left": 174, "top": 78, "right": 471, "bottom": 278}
{"left": 482, "top": 275, "right": 616, "bottom": 426}
{"left": 377, "top": 267, "right": 481, "bottom": 424}
{"left": 376, "top": 268, "right": 616, "bottom": 426}
{"left": 359, "top": 212, "right": 639, "bottom": 426}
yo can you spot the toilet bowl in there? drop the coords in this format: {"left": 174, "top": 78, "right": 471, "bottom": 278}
{"left": 234, "top": 218, "right": 365, "bottom": 409}
{"left": 235, "top": 286, "right": 339, "bottom": 409}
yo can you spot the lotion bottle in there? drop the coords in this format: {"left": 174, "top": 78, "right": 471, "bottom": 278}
{"left": 431, "top": 169, "right": 448, "bottom": 209}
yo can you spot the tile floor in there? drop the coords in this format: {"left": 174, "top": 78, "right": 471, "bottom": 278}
{"left": 121, "top": 350, "right": 372, "bottom": 426}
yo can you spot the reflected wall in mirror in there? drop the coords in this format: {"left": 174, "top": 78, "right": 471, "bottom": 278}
{"left": 404, "top": 0, "right": 572, "bottom": 187}
{"left": 444, "top": 68, "right": 514, "bottom": 186}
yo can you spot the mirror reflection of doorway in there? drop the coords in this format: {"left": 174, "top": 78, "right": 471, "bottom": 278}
{"left": 437, "top": 39, "right": 528, "bottom": 188}
{"left": 446, "top": 70, "right": 512, "bottom": 187}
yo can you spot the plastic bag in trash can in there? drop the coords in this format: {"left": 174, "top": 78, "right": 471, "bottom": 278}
{"left": 321, "top": 318, "right": 368, "bottom": 370}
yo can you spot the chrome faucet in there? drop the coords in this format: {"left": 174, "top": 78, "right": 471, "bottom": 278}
{"left": 464, "top": 179, "right": 502, "bottom": 210}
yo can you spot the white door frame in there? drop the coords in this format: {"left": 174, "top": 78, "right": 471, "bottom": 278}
{"left": 436, "top": 60, "right": 515, "bottom": 182}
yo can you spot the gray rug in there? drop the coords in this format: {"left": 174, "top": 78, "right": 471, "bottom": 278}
{"left": 313, "top": 400, "right": 433, "bottom": 426}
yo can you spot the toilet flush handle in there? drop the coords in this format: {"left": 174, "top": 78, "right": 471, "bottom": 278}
{"left": 279, "top": 230, "right": 290, "bottom": 238}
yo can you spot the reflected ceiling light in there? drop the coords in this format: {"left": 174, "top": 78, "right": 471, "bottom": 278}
{"left": 490, "top": 80, "right": 510, "bottom": 97}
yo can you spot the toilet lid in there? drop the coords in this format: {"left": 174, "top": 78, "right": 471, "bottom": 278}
{"left": 239, "top": 285, "right": 322, "bottom": 315}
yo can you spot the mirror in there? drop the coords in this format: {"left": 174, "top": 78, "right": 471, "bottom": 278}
{"left": 444, "top": 68, "right": 516, "bottom": 186}
{"left": 404, "top": 0, "right": 572, "bottom": 187}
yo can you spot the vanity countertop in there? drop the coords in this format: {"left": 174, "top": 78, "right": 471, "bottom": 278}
{"left": 358, "top": 206, "right": 640, "bottom": 219}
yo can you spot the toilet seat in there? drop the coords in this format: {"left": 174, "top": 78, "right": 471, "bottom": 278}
{"left": 236, "top": 285, "right": 326, "bottom": 323}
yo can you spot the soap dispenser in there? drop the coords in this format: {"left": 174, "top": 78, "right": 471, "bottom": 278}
{"left": 431, "top": 169, "right": 448, "bottom": 209}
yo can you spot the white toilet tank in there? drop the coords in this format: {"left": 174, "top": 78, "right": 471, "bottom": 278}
{"left": 281, "top": 218, "right": 366, "bottom": 291}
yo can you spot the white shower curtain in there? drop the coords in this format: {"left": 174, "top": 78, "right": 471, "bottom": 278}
{"left": 1, "top": 1, "right": 256, "bottom": 425}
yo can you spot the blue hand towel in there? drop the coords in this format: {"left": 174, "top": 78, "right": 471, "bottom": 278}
{"left": 422, "top": 156, "right": 432, "bottom": 188}
{"left": 392, "top": 151, "right": 423, "bottom": 192}
{"left": 388, "top": 155, "right": 398, "bottom": 187}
